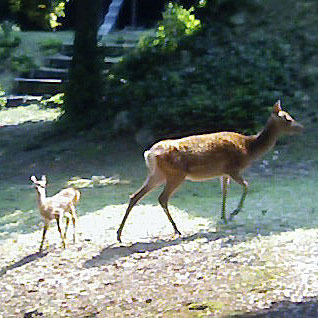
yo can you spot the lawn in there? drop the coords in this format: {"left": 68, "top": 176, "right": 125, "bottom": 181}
{"left": 0, "top": 103, "right": 316, "bottom": 243}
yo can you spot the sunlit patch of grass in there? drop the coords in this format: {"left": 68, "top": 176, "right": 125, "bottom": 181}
{"left": 0, "top": 104, "right": 61, "bottom": 126}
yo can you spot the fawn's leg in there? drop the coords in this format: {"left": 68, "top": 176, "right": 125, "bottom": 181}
{"left": 70, "top": 204, "right": 77, "bottom": 244}
{"left": 158, "top": 175, "right": 185, "bottom": 236}
{"left": 64, "top": 217, "right": 70, "bottom": 240}
{"left": 39, "top": 222, "right": 49, "bottom": 252}
{"left": 55, "top": 215, "right": 66, "bottom": 248}
{"left": 229, "top": 172, "right": 248, "bottom": 219}
{"left": 220, "top": 176, "right": 230, "bottom": 223}
{"left": 117, "top": 172, "right": 164, "bottom": 242}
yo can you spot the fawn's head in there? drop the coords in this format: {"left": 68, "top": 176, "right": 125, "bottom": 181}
{"left": 270, "top": 100, "right": 303, "bottom": 135}
{"left": 30, "top": 175, "right": 47, "bottom": 191}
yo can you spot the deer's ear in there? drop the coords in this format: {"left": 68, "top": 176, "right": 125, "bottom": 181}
{"left": 41, "top": 175, "right": 47, "bottom": 182}
{"left": 30, "top": 176, "right": 37, "bottom": 183}
{"left": 272, "top": 100, "right": 282, "bottom": 114}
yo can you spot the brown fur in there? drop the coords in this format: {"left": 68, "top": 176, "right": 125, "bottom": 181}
{"left": 117, "top": 101, "right": 303, "bottom": 242}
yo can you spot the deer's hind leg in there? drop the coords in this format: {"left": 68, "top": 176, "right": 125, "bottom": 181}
{"left": 158, "top": 174, "right": 186, "bottom": 236}
{"left": 55, "top": 214, "right": 66, "bottom": 249}
{"left": 64, "top": 216, "right": 70, "bottom": 240}
{"left": 70, "top": 204, "right": 77, "bottom": 243}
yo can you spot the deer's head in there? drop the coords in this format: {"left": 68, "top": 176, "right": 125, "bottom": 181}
{"left": 30, "top": 175, "right": 47, "bottom": 193}
{"left": 271, "top": 100, "right": 303, "bottom": 135}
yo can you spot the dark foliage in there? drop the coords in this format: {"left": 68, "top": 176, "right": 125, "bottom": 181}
{"left": 101, "top": 1, "right": 302, "bottom": 138}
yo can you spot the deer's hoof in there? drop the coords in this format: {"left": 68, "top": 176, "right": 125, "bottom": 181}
{"left": 117, "top": 231, "right": 122, "bottom": 243}
{"left": 229, "top": 209, "right": 240, "bottom": 220}
{"left": 218, "top": 218, "right": 227, "bottom": 225}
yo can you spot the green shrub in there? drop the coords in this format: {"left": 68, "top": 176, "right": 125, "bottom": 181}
{"left": 100, "top": 1, "right": 303, "bottom": 139}
{"left": 0, "top": 21, "right": 20, "bottom": 49}
{"left": 39, "top": 38, "right": 62, "bottom": 56}
{"left": 41, "top": 93, "right": 64, "bottom": 108}
{"left": 10, "top": 53, "right": 36, "bottom": 74}
{"left": 138, "top": 2, "right": 201, "bottom": 53}
{"left": 104, "top": 30, "right": 300, "bottom": 137}
{"left": 0, "top": 21, "right": 35, "bottom": 75}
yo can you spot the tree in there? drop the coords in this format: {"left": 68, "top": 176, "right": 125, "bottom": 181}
{"left": 62, "top": 0, "right": 103, "bottom": 129}
{"left": 8, "top": 0, "right": 61, "bottom": 30}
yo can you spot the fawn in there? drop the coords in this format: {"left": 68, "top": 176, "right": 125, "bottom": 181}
{"left": 30, "top": 175, "right": 80, "bottom": 252}
{"left": 117, "top": 100, "right": 303, "bottom": 242}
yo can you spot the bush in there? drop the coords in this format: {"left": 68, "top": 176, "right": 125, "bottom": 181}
{"left": 103, "top": 38, "right": 300, "bottom": 138}
{"left": 39, "top": 38, "right": 62, "bottom": 56}
{"left": 0, "top": 21, "right": 35, "bottom": 75}
{"left": 0, "top": 21, "right": 20, "bottom": 49}
{"left": 9, "top": 0, "right": 50, "bottom": 30}
{"left": 41, "top": 93, "right": 64, "bottom": 108}
{"left": 138, "top": 2, "right": 201, "bottom": 53}
{"left": 100, "top": 1, "right": 304, "bottom": 139}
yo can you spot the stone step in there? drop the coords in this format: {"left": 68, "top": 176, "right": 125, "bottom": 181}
{"left": 102, "top": 42, "right": 136, "bottom": 56}
{"left": 14, "top": 78, "right": 64, "bottom": 95}
{"left": 5, "top": 95, "right": 42, "bottom": 107}
{"left": 44, "top": 54, "right": 72, "bottom": 69}
{"left": 13, "top": 33, "right": 138, "bottom": 96}
{"left": 32, "top": 67, "right": 68, "bottom": 80}
{"left": 103, "top": 56, "right": 122, "bottom": 69}
{"left": 61, "top": 42, "right": 135, "bottom": 57}
{"left": 60, "top": 43, "right": 74, "bottom": 56}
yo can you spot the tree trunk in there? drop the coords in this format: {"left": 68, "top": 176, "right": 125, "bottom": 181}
{"left": 63, "top": 0, "right": 103, "bottom": 129}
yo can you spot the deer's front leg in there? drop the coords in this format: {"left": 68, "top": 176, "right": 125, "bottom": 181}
{"left": 39, "top": 222, "right": 49, "bottom": 252}
{"left": 229, "top": 173, "right": 248, "bottom": 220}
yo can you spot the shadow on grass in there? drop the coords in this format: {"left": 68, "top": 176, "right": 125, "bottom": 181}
{"left": 0, "top": 250, "right": 48, "bottom": 277}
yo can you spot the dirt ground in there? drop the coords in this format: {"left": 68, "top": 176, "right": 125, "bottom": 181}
{"left": 2, "top": 203, "right": 318, "bottom": 317}
{"left": 0, "top": 108, "right": 318, "bottom": 317}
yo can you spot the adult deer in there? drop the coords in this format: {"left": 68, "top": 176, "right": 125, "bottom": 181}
{"left": 117, "top": 100, "right": 303, "bottom": 242}
{"left": 30, "top": 175, "right": 80, "bottom": 252}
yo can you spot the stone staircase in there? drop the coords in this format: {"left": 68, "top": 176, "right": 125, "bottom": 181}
{"left": 13, "top": 39, "right": 136, "bottom": 97}
{"left": 98, "top": 0, "right": 126, "bottom": 36}
{"left": 11, "top": 0, "right": 142, "bottom": 99}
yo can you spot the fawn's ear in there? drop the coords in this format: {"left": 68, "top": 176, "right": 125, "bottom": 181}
{"left": 272, "top": 100, "right": 282, "bottom": 114}
{"left": 30, "top": 176, "right": 37, "bottom": 183}
{"left": 41, "top": 175, "right": 47, "bottom": 182}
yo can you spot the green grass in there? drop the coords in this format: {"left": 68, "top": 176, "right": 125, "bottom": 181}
{"left": 0, "top": 104, "right": 316, "bottom": 243}
{"left": 18, "top": 30, "right": 74, "bottom": 60}
{"left": 0, "top": 104, "right": 60, "bottom": 125}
